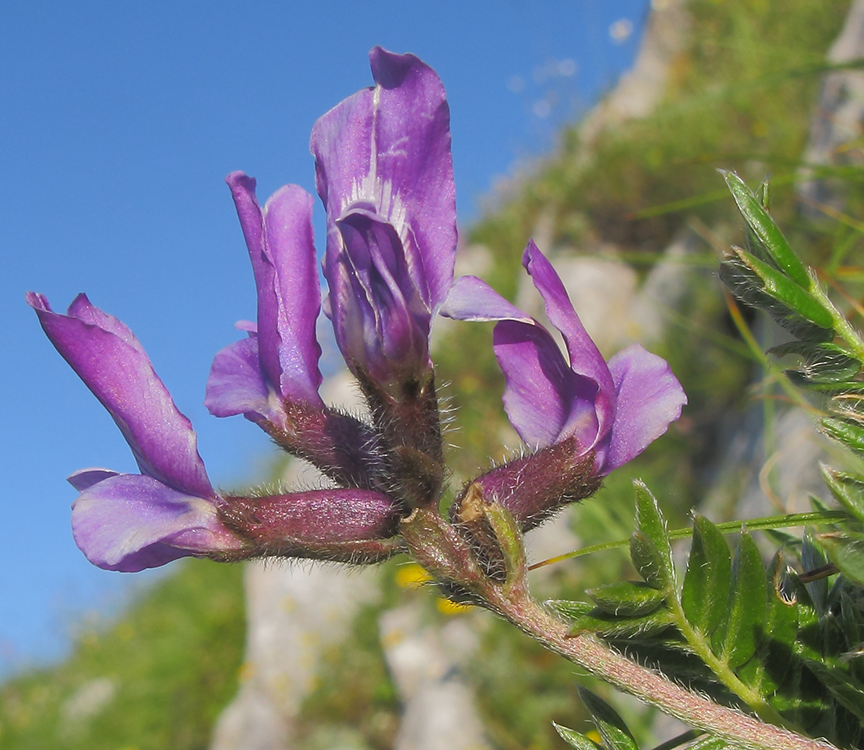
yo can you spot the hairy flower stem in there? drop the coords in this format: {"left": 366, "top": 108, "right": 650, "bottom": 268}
{"left": 400, "top": 506, "right": 838, "bottom": 750}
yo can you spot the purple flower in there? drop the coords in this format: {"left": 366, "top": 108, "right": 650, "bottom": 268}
{"left": 205, "top": 172, "right": 323, "bottom": 429}
{"left": 442, "top": 242, "right": 687, "bottom": 529}
{"left": 28, "top": 293, "right": 402, "bottom": 570}
{"left": 310, "top": 46, "right": 457, "bottom": 389}
{"left": 205, "top": 174, "right": 381, "bottom": 489}
{"left": 27, "top": 292, "right": 242, "bottom": 571}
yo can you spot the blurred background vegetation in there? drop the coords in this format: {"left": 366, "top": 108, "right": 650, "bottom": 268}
{"left": 3, "top": 1, "right": 862, "bottom": 748}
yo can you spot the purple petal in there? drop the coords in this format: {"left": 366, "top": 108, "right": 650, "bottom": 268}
{"left": 311, "top": 47, "right": 456, "bottom": 314}
{"left": 71, "top": 474, "right": 242, "bottom": 572}
{"left": 67, "top": 468, "right": 119, "bottom": 491}
{"left": 493, "top": 321, "right": 598, "bottom": 449}
{"left": 600, "top": 344, "right": 687, "bottom": 474}
{"left": 226, "top": 173, "right": 323, "bottom": 406}
{"left": 522, "top": 241, "right": 616, "bottom": 441}
{"left": 28, "top": 293, "right": 214, "bottom": 499}
{"left": 331, "top": 209, "right": 429, "bottom": 379}
{"left": 440, "top": 276, "right": 529, "bottom": 322}
{"left": 205, "top": 336, "right": 286, "bottom": 428}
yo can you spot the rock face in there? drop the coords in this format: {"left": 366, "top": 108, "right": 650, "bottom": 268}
{"left": 210, "top": 562, "right": 381, "bottom": 750}
{"left": 798, "top": 0, "right": 864, "bottom": 219}
{"left": 380, "top": 607, "right": 489, "bottom": 750}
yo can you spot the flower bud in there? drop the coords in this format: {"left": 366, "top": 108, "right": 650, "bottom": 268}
{"left": 452, "top": 437, "right": 601, "bottom": 533}
{"left": 219, "top": 489, "right": 403, "bottom": 564}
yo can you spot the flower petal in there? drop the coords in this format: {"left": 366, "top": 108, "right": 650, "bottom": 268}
{"left": 28, "top": 293, "right": 213, "bottom": 499}
{"left": 311, "top": 47, "right": 456, "bottom": 313}
{"left": 71, "top": 474, "right": 241, "bottom": 572}
{"left": 493, "top": 321, "right": 598, "bottom": 449}
{"left": 204, "top": 335, "right": 286, "bottom": 428}
{"left": 601, "top": 344, "right": 687, "bottom": 474}
{"left": 67, "top": 468, "right": 119, "bottom": 492}
{"left": 440, "top": 275, "right": 530, "bottom": 322}
{"left": 332, "top": 210, "right": 429, "bottom": 379}
{"left": 225, "top": 173, "right": 323, "bottom": 406}
{"left": 522, "top": 241, "right": 616, "bottom": 442}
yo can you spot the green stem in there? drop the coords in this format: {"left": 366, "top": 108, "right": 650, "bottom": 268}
{"left": 401, "top": 508, "right": 839, "bottom": 750}
{"left": 664, "top": 588, "right": 791, "bottom": 729}
{"left": 809, "top": 276, "right": 864, "bottom": 362}
{"left": 529, "top": 510, "right": 848, "bottom": 570}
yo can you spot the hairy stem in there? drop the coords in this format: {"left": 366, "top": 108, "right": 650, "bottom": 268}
{"left": 490, "top": 587, "right": 835, "bottom": 750}
{"left": 402, "top": 507, "right": 838, "bottom": 750}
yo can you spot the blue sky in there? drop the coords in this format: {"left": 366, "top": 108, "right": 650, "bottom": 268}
{"left": 2, "top": 0, "right": 646, "bottom": 672}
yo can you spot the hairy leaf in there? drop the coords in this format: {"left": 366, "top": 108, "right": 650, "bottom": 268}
{"left": 545, "top": 599, "right": 595, "bottom": 622}
{"left": 731, "top": 247, "right": 832, "bottom": 328}
{"left": 632, "top": 481, "right": 676, "bottom": 591}
{"left": 630, "top": 531, "right": 670, "bottom": 592}
{"left": 805, "top": 660, "right": 864, "bottom": 724}
{"left": 570, "top": 608, "right": 676, "bottom": 639}
{"left": 712, "top": 531, "right": 766, "bottom": 669}
{"left": 685, "top": 736, "right": 733, "bottom": 750}
{"left": 719, "top": 255, "right": 832, "bottom": 342}
{"left": 681, "top": 515, "right": 732, "bottom": 635}
{"left": 801, "top": 530, "right": 829, "bottom": 615}
{"left": 821, "top": 465, "right": 864, "bottom": 524}
{"left": 553, "top": 723, "right": 603, "bottom": 750}
{"left": 819, "top": 532, "right": 864, "bottom": 586}
{"left": 722, "top": 170, "right": 810, "bottom": 288}
{"left": 768, "top": 341, "right": 861, "bottom": 384}
{"left": 821, "top": 418, "right": 864, "bottom": 459}
{"left": 587, "top": 581, "right": 667, "bottom": 617}
{"left": 578, "top": 688, "right": 639, "bottom": 750}
{"left": 738, "top": 553, "right": 798, "bottom": 695}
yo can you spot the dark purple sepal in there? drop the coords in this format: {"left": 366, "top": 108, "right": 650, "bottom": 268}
{"left": 453, "top": 437, "right": 602, "bottom": 533}
{"left": 219, "top": 489, "right": 404, "bottom": 564}
{"left": 353, "top": 367, "right": 444, "bottom": 511}
{"left": 269, "top": 400, "right": 382, "bottom": 490}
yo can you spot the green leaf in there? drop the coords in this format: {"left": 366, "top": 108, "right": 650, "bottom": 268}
{"left": 630, "top": 531, "right": 669, "bottom": 591}
{"left": 545, "top": 599, "right": 595, "bottom": 622}
{"left": 821, "top": 464, "right": 864, "bottom": 523}
{"left": 586, "top": 581, "right": 667, "bottom": 617}
{"left": 570, "top": 607, "right": 676, "bottom": 639}
{"left": 578, "top": 688, "right": 639, "bottom": 750}
{"left": 819, "top": 532, "right": 864, "bottom": 586}
{"left": 732, "top": 248, "right": 832, "bottom": 329}
{"left": 805, "top": 660, "right": 864, "bottom": 724}
{"left": 738, "top": 553, "right": 798, "bottom": 694}
{"left": 685, "top": 737, "right": 733, "bottom": 750}
{"left": 553, "top": 723, "right": 602, "bottom": 750}
{"left": 712, "top": 531, "right": 766, "bottom": 669}
{"left": 681, "top": 515, "right": 732, "bottom": 635}
{"left": 784, "top": 376, "right": 864, "bottom": 393}
{"left": 719, "top": 256, "right": 832, "bottom": 342}
{"left": 632, "top": 481, "right": 676, "bottom": 590}
{"left": 756, "top": 176, "right": 771, "bottom": 211}
{"left": 769, "top": 341, "right": 861, "bottom": 384}
{"left": 801, "top": 530, "right": 829, "bottom": 614}
{"left": 821, "top": 417, "right": 864, "bottom": 457}
{"left": 723, "top": 170, "right": 810, "bottom": 288}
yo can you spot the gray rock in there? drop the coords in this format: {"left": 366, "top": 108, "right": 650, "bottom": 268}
{"left": 380, "top": 605, "right": 489, "bottom": 750}
{"left": 798, "top": 0, "right": 864, "bottom": 218}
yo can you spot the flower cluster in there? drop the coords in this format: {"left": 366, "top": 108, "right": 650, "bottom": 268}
{"left": 29, "top": 48, "right": 686, "bottom": 574}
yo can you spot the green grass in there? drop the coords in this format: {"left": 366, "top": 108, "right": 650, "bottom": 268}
{"left": 0, "top": 560, "right": 245, "bottom": 750}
